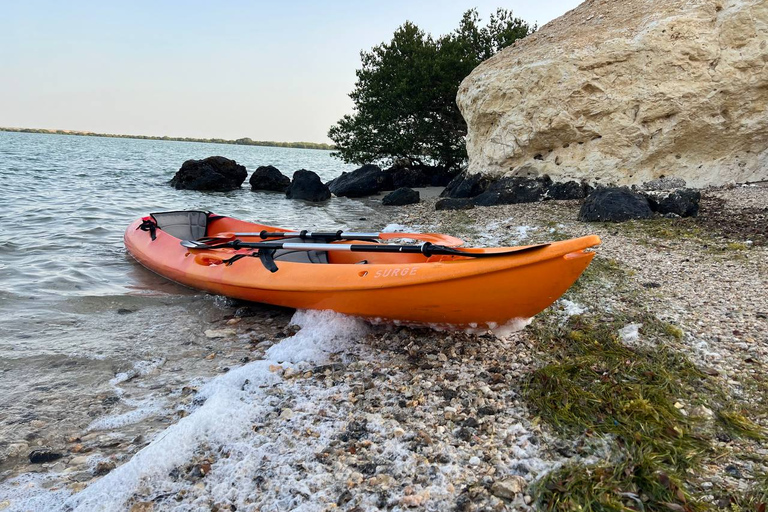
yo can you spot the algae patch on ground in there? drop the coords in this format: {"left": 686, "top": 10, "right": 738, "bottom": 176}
{"left": 520, "top": 256, "right": 765, "bottom": 510}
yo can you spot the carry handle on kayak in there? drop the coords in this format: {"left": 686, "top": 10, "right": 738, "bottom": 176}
{"left": 180, "top": 238, "right": 550, "bottom": 272}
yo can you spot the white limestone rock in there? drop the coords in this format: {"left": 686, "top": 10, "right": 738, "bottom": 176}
{"left": 457, "top": 0, "right": 768, "bottom": 187}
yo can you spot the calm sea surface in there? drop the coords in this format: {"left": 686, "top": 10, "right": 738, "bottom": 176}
{"left": 0, "top": 131, "right": 386, "bottom": 478}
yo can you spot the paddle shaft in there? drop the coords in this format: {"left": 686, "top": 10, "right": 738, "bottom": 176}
{"left": 195, "top": 230, "right": 464, "bottom": 245}
{"left": 230, "top": 231, "right": 379, "bottom": 240}
{"left": 181, "top": 238, "right": 549, "bottom": 258}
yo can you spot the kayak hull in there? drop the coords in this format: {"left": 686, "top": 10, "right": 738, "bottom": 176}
{"left": 124, "top": 214, "right": 600, "bottom": 328}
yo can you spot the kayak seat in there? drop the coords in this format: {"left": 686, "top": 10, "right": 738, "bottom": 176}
{"left": 273, "top": 238, "right": 328, "bottom": 264}
{"left": 151, "top": 211, "right": 209, "bottom": 240}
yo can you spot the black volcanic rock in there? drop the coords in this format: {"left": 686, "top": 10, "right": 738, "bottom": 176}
{"left": 286, "top": 169, "right": 331, "bottom": 202}
{"left": 642, "top": 188, "right": 701, "bottom": 217}
{"left": 546, "top": 180, "right": 591, "bottom": 200}
{"left": 440, "top": 172, "right": 491, "bottom": 198}
{"left": 578, "top": 187, "right": 653, "bottom": 222}
{"left": 29, "top": 449, "right": 63, "bottom": 464}
{"left": 329, "top": 164, "right": 385, "bottom": 198}
{"left": 169, "top": 156, "right": 247, "bottom": 191}
{"left": 249, "top": 165, "right": 290, "bottom": 192}
{"left": 382, "top": 187, "right": 420, "bottom": 206}
{"left": 391, "top": 168, "right": 431, "bottom": 189}
{"left": 471, "top": 176, "right": 552, "bottom": 206}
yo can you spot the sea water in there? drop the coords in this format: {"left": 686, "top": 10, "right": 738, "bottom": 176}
{"left": 0, "top": 132, "right": 385, "bottom": 492}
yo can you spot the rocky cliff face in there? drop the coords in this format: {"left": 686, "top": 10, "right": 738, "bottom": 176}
{"left": 457, "top": 0, "right": 768, "bottom": 187}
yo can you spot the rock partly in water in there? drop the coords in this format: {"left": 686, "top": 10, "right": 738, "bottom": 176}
{"left": 286, "top": 170, "right": 331, "bottom": 202}
{"left": 382, "top": 187, "right": 420, "bottom": 206}
{"left": 643, "top": 188, "right": 701, "bottom": 217}
{"left": 435, "top": 198, "right": 475, "bottom": 211}
{"left": 328, "top": 164, "right": 385, "bottom": 198}
{"left": 440, "top": 172, "right": 491, "bottom": 199}
{"left": 457, "top": 0, "right": 768, "bottom": 187}
{"left": 249, "top": 165, "right": 290, "bottom": 192}
{"left": 578, "top": 187, "right": 653, "bottom": 222}
{"left": 169, "top": 156, "right": 247, "bottom": 191}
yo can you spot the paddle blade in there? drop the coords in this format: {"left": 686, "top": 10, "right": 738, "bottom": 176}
{"left": 378, "top": 232, "right": 464, "bottom": 247}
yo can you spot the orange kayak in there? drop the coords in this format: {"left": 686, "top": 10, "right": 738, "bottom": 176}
{"left": 124, "top": 211, "right": 600, "bottom": 329}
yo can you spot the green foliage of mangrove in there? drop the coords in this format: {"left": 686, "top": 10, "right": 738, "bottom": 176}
{"left": 328, "top": 9, "right": 534, "bottom": 169}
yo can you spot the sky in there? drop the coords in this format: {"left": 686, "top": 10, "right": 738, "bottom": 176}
{"left": 0, "top": 1, "right": 583, "bottom": 143}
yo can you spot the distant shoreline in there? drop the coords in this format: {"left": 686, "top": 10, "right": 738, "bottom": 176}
{"left": 0, "top": 127, "right": 335, "bottom": 151}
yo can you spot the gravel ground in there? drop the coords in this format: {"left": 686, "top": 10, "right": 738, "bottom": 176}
{"left": 2, "top": 185, "right": 766, "bottom": 511}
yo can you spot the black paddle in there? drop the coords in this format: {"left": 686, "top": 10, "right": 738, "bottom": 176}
{"left": 181, "top": 238, "right": 549, "bottom": 261}
{"left": 194, "top": 229, "right": 465, "bottom": 246}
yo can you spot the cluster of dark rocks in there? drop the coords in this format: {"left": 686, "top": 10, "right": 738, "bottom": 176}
{"left": 167, "top": 156, "right": 701, "bottom": 221}
{"left": 436, "top": 174, "right": 593, "bottom": 210}
{"left": 168, "top": 156, "right": 452, "bottom": 205}
{"left": 168, "top": 156, "right": 331, "bottom": 201}
{"left": 437, "top": 172, "right": 701, "bottom": 222}
{"left": 578, "top": 186, "right": 701, "bottom": 222}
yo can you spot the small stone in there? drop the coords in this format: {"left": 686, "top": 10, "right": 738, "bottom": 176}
{"left": 401, "top": 490, "right": 429, "bottom": 507}
{"left": 129, "top": 503, "right": 154, "bottom": 512}
{"left": 30, "top": 420, "right": 46, "bottom": 429}
{"left": 280, "top": 408, "right": 294, "bottom": 420}
{"left": 70, "top": 456, "right": 89, "bottom": 465}
{"left": 283, "top": 367, "right": 298, "bottom": 378}
{"left": 490, "top": 476, "right": 527, "bottom": 499}
{"left": 29, "top": 449, "right": 62, "bottom": 464}
{"left": 7, "top": 443, "right": 28, "bottom": 457}
{"left": 205, "top": 353, "right": 216, "bottom": 360}
{"left": 393, "top": 428, "right": 405, "bottom": 437}
{"left": 690, "top": 406, "right": 714, "bottom": 419}
{"left": 93, "top": 461, "right": 116, "bottom": 476}
{"left": 204, "top": 329, "right": 237, "bottom": 339}
{"left": 347, "top": 472, "right": 364, "bottom": 486}
{"left": 226, "top": 318, "right": 242, "bottom": 325}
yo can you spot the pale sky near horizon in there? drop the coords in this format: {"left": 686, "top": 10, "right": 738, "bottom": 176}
{"left": 1, "top": 1, "right": 582, "bottom": 143}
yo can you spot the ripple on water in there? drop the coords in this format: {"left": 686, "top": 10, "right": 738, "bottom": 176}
{"left": 0, "top": 131, "right": 390, "bottom": 491}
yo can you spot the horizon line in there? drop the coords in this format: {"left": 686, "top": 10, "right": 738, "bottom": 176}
{"left": 0, "top": 126, "right": 335, "bottom": 151}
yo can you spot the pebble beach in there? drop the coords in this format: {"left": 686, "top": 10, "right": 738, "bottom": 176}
{"left": 2, "top": 185, "right": 767, "bottom": 511}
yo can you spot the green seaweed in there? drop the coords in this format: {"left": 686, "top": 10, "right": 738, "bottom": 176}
{"left": 525, "top": 313, "right": 720, "bottom": 510}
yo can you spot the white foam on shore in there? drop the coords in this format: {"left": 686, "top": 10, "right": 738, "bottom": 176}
{"left": 1, "top": 310, "right": 368, "bottom": 512}
{"left": 266, "top": 309, "right": 368, "bottom": 363}
{"left": 381, "top": 223, "right": 409, "bottom": 233}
